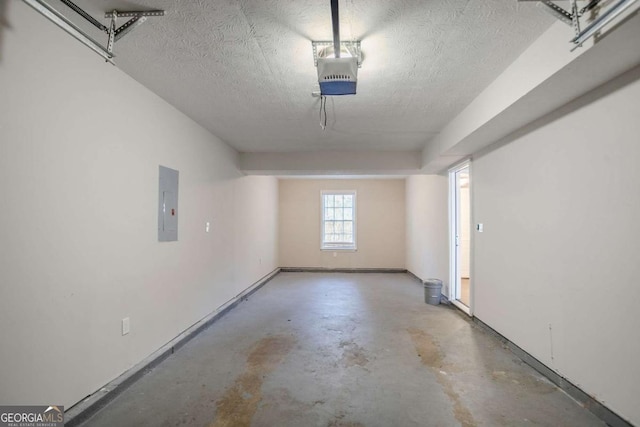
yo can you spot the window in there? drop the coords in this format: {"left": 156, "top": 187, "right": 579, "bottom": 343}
{"left": 321, "top": 191, "right": 356, "bottom": 250}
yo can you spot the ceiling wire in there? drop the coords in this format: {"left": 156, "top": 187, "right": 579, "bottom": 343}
{"left": 319, "top": 95, "right": 328, "bottom": 130}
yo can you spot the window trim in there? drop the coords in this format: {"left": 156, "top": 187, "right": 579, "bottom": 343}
{"left": 320, "top": 190, "right": 357, "bottom": 251}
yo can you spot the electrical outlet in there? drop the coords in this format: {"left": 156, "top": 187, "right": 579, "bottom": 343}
{"left": 122, "top": 317, "right": 130, "bottom": 336}
{"left": 333, "top": 252, "right": 337, "bottom": 257}
{"left": 205, "top": 222, "right": 210, "bottom": 233}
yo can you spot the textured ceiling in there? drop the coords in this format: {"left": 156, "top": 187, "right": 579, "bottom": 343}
{"left": 61, "top": 0, "right": 552, "bottom": 152}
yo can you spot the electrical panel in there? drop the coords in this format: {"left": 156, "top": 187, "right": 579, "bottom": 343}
{"left": 158, "top": 165, "right": 179, "bottom": 242}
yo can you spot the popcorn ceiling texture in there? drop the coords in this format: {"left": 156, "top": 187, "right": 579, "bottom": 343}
{"left": 67, "top": 0, "right": 552, "bottom": 152}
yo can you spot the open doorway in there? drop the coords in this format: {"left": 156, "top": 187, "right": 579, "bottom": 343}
{"left": 449, "top": 162, "right": 471, "bottom": 314}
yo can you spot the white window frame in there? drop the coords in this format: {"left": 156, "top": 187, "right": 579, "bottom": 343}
{"left": 320, "top": 190, "right": 357, "bottom": 251}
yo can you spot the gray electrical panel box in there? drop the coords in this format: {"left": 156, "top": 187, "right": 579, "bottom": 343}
{"left": 158, "top": 165, "right": 179, "bottom": 242}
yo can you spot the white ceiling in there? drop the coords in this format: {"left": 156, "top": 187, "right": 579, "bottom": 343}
{"left": 65, "top": 0, "right": 553, "bottom": 153}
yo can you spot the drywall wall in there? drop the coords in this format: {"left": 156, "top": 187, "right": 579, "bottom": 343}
{"left": 472, "top": 66, "right": 640, "bottom": 425}
{"left": 233, "top": 176, "right": 279, "bottom": 287}
{"left": 279, "top": 179, "right": 405, "bottom": 269}
{"left": 405, "top": 175, "right": 449, "bottom": 295}
{"left": 0, "top": 3, "right": 278, "bottom": 409}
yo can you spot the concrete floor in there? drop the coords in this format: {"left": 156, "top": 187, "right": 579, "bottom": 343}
{"left": 80, "top": 273, "right": 604, "bottom": 427}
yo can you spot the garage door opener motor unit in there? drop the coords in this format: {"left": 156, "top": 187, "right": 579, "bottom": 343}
{"left": 317, "top": 57, "right": 358, "bottom": 96}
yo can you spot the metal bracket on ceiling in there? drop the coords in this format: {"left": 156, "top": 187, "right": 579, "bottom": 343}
{"left": 22, "top": 0, "right": 164, "bottom": 63}
{"left": 312, "top": 41, "right": 362, "bottom": 68}
{"left": 534, "top": 0, "right": 601, "bottom": 26}
{"left": 519, "top": 0, "right": 639, "bottom": 49}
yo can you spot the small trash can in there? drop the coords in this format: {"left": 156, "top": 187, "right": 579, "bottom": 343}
{"left": 424, "top": 279, "right": 443, "bottom": 305}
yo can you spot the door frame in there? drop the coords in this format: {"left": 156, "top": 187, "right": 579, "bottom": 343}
{"left": 449, "top": 160, "right": 473, "bottom": 316}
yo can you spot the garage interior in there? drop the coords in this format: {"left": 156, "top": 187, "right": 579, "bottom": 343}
{"left": 1, "top": 0, "right": 639, "bottom": 426}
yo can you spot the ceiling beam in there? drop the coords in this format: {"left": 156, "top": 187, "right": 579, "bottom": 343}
{"left": 421, "top": 4, "right": 640, "bottom": 173}
{"left": 240, "top": 151, "right": 422, "bottom": 176}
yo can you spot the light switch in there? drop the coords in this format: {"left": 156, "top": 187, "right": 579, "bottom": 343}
{"left": 205, "top": 222, "right": 210, "bottom": 233}
{"left": 122, "top": 317, "right": 130, "bottom": 336}
{"left": 476, "top": 223, "right": 484, "bottom": 232}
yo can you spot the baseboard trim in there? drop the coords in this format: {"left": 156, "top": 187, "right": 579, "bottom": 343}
{"left": 64, "top": 268, "right": 281, "bottom": 427}
{"left": 438, "top": 293, "right": 452, "bottom": 305}
{"left": 472, "top": 317, "right": 633, "bottom": 427}
{"left": 407, "top": 273, "right": 632, "bottom": 426}
{"left": 65, "top": 269, "right": 629, "bottom": 427}
{"left": 280, "top": 267, "right": 407, "bottom": 274}
{"left": 405, "top": 270, "right": 422, "bottom": 283}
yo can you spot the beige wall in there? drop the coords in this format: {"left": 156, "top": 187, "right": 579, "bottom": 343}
{"left": 473, "top": 66, "right": 640, "bottom": 425}
{"left": 0, "top": 2, "right": 278, "bottom": 409}
{"left": 279, "top": 179, "right": 405, "bottom": 269}
{"left": 405, "top": 175, "right": 449, "bottom": 293}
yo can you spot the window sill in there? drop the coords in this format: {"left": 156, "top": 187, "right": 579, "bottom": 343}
{"left": 321, "top": 247, "right": 357, "bottom": 252}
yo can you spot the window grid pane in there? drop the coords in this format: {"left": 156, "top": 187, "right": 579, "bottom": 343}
{"left": 322, "top": 192, "right": 355, "bottom": 248}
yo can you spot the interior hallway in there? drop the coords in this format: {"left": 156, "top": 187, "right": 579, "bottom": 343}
{"left": 460, "top": 278, "right": 470, "bottom": 307}
{"left": 80, "top": 273, "right": 603, "bottom": 427}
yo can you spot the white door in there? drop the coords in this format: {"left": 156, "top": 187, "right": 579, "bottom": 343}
{"left": 450, "top": 162, "right": 472, "bottom": 314}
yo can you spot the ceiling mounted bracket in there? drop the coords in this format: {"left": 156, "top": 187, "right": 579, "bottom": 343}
{"left": 104, "top": 10, "right": 165, "bottom": 43}
{"left": 21, "top": 0, "right": 164, "bottom": 63}
{"left": 523, "top": 0, "right": 602, "bottom": 26}
{"left": 570, "top": 0, "right": 639, "bottom": 49}
{"left": 312, "top": 41, "right": 362, "bottom": 67}
{"left": 519, "top": 0, "right": 638, "bottom": 50}
{"left": 538, "top": 0, "right": 574, "bottom": 25}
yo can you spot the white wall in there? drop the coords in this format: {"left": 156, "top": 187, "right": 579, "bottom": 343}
{"left": 473, "top": 67, "right": 640, "bottom": 425}
{"left": 405, "top": 175, "right": 449, "bottom": 294}
{"left": 233, "top": 176, "right": 279, "bottom": 287}
{"left": 0, "top": 2, "right": 278, "bottom": 409}
{"left": 279, "top": 179, "right": 405, "bottom": 269}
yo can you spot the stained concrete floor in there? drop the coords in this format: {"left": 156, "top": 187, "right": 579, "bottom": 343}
{"left": 80, "top": 273, "right": 604, "bottom": 427}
